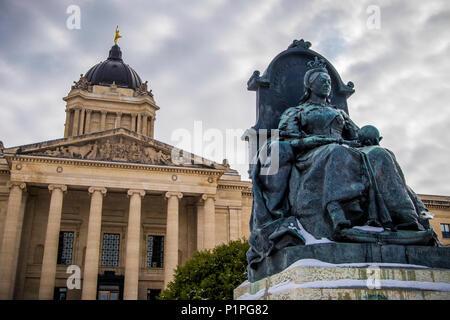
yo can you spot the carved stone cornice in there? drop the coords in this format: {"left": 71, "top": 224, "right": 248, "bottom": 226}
{"left": 217, "top": 181, "right": 252, "bottom": 196}
{"left": 8, "top": 154, "right": 225, "bottom": 176}
{"left": 63, "top": 89, "right": 159, "bottom": 110}
{"left": 5, "top": 128, "right": 228, "bottom": 174}
{"left": 24, "top": 136, "right": 173, "bottom": 166}
{"left": 422, "top": 199, "right": 450, "bottom": 209}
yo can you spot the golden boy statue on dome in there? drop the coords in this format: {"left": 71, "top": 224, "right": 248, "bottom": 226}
{"left": 114, "top": 25, "right": 122, "bottom": 45}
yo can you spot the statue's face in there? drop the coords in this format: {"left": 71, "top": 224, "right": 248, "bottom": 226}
{"left": 310, "top": 72, "right": 331, "bottom": 98}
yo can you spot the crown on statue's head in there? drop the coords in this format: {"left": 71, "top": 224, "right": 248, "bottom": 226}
{"left": 306, "top": 56, "right": 327, "bottom": 72}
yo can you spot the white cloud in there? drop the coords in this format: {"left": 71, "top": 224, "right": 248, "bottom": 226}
{"left": 1, "top": 0, "right": 449, "bottom": 195}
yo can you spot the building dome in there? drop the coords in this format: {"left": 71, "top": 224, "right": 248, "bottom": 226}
{"left": 84, "top": 45, "right": 142, "bottom": 90}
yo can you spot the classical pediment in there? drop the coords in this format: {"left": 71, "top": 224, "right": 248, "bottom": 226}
{"left": 11, "top": 128, "right": 223, "bottom": 169}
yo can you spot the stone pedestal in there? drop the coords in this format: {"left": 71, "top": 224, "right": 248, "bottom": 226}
{"left": 234, "top": 260, "right": 450, "bottom": 300}
{"left": 248, "top": 243, "right": 450, "bottom": 283}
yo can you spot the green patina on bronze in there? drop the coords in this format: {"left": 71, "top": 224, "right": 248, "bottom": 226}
{"left": 246, "top": 40, "right": 449, "bottom": 282}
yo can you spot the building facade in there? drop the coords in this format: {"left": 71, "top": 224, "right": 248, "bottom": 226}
{"left": 0, "top": 43, "right": 449, "bottom": 301}
{"left": 0, "top": 44, "right": 252, "bottom": 300}
{"left": 420, "top": 195, "right": 450, "bottom": 247}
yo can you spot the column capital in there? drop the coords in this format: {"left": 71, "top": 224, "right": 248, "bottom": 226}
{"left": 101, "top": 110, "right": 107, "bottom": 115}
{"left": 127, "top": 189, "right": 146, "bottom": 198}
{"left": 7, "top": 181, "right": 26, "bottom": 191}
{"left": 201, "top": 193, "right": 216, "bottom": 201}
{"left": 85, "top": 109, "right": 92, "bottom": 114}
{"left": 116, "top": 111, "right": 122, "bottom": 116}
{"left": 165, "top": 192, "right": 183, "bottom": 200}
{"left": 88, "top": 186, "right": 107, "bottom": 195}
{"left": 48, "top": 184, "right": 67, "bottom": 193}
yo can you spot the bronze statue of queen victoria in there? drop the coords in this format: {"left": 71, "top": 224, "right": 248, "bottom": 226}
{"left": 247, "top": 55, "right": 440, "bottom": 270}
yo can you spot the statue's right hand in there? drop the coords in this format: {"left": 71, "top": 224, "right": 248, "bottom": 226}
{"left": 290, "top": 139, "right": 305, "bottom": 149}
{"left": 292, "top": 136, "right": 338, "bottom": 149}
{"left": 304, "top": 136, "right": 338, "bottom": 147}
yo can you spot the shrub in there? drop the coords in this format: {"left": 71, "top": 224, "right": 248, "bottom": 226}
{"left": 159, "top": 239, "right": 249, "bottom": 300}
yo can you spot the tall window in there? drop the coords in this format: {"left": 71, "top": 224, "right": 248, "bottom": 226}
{"left": 147, "top": 235, "right": 164, "bottom": 268}
{"left": 441, "top": 224, "right": 450, "bottom": 238}
{"left": 57, "top": 231, "right": 74, "bottom": 265}
{"left": 101, "top": 233, "right": 120, "bottom": 267}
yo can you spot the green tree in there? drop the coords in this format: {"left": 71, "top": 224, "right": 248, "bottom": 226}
{"left": 159, "top": 239, "right": 249, "bottom": 300}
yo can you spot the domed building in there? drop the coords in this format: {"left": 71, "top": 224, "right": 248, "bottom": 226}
{"left": 0, "top": 40, "right": 252, "bottom": 300}
{"left": 84, "top": 45, "right": 143, "bottom": 90}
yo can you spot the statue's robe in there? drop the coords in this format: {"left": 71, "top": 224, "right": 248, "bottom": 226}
{"left": 247, "top": 103, "right": 433, "bottom": 268}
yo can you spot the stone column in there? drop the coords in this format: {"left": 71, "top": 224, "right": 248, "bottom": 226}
{"left": 137, "top": 114, "right": 142, "bottom": 134}
{"left": 10, "top": 191, "right": 28, "bottom": 299}
{"left": 84, "top": 110, "right": 92, "bottom": 134}
{"left": 229, "top": 208, "right": 241, "bottom": 241}
{"left": 38, "top": 184, "right": 67, "bottom": 300}
{"left": 131, "top": 114, "right": 137, "bottom": 132}
{"left": 237, "top": 209, "right": 242, "bottom": 238}
{"left": 124, "top": 189, "right": 146, "bottom": 300}
{"left": 82, "top": 187, "right": 107, "bottom": 300}
{"left": 202, "top": 194, "right": 216, "bottom": 249}
{"left": 196, "top": 199, "right": 205, "bottom": 251}
{"left": 164, "top": 192, "right": 183, "bottom": 289}
{"left": 71, "top": 108, "right": 80, "bottom": 136}
{"left": 142, "top": 115, "right": 148, "bottom": 136}
{"left": 64, "top": 109, "right": 71, "bottom": 137}
{"left": 78, "top": 108, "right": 85, "bottom": 135}
{"left": 100, "top": 111, "right": 107, "bottom": 131}
{"left": 150, "top": 117, "right": 155, "bottom": 138}
{"left": 0, "top": 182, "right": 26, "bottom": 300}
{"left": 116, "top": 112, "right": 122, "bottom": 129}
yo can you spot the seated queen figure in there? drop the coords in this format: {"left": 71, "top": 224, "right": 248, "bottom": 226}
{"left": 247, "top": 57, "right": 440, "bottom": 268}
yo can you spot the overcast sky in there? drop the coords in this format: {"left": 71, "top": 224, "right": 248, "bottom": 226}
{"left": 0, "top": 0, "right": 449, "bottom": 196}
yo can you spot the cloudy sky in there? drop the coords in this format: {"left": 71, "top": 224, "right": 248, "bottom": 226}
{"left": 0, "top": 0, "right": 449, "bottom": 196}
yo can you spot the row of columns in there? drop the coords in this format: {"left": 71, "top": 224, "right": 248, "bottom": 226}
{"left": 64, "top": 108, "right": 155, "bottom": 138}
{"left": 0, "top": 182, "right": 215, "bottom": 300}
